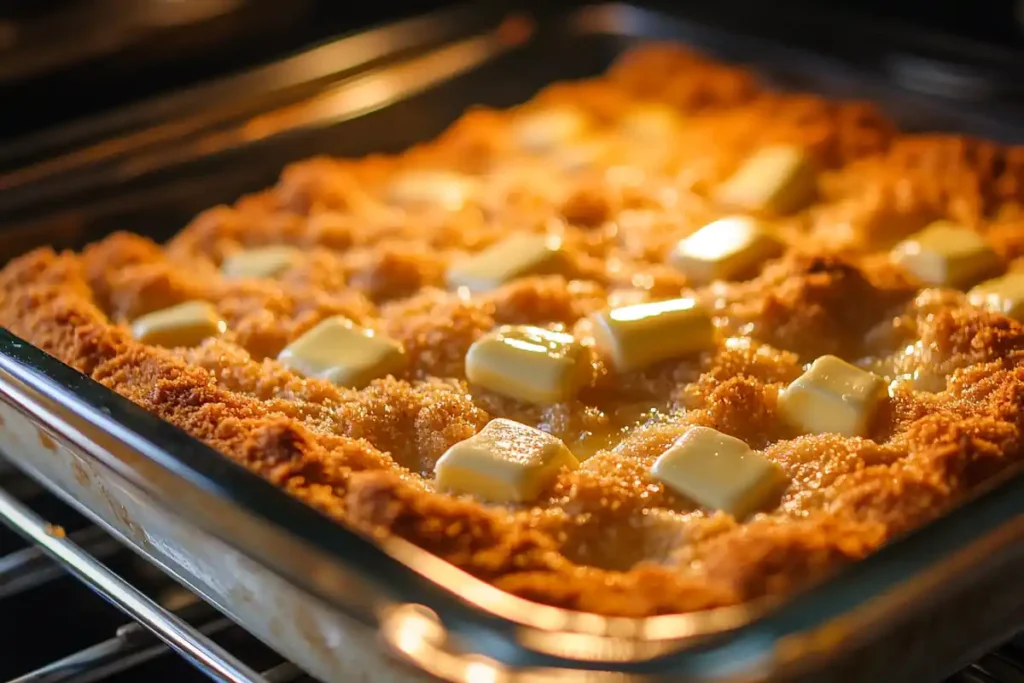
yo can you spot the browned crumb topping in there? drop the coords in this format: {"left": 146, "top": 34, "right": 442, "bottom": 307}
{"left": 4, "top": 44, "right": 1024, "bottom": 617}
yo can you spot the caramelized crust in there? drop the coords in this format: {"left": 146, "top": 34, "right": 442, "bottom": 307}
{"left": 4, "top": 44, "right": 1024, "bottom": 617}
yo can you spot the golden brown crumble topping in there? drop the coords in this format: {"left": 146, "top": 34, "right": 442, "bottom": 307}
{"left": 4, "top": 44, "right": 1024, "bottom": 617}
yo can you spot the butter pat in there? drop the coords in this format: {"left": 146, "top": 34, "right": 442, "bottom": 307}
{"left": 669, "top": 216, "right": 782, "bottom": 284}
{"left": 447, "top": 234, "right": 567, "bottom": 292}
{"left": 590, "top": 298, "right": 715, "bottom": 372}
{"left": 620, "top": 103, "right": 683, "bottom": 141}
{"left": 466, "top": 325, "right": 588, "bottom": 404}
{"left": 891, "top": 221, "right": 1000, "bottom": 289}
{"left": 131, "top": 301, "right": 226, "bottom": 348}
{"left": 777, "top": 355, "right": 887, "bottom": 437}
{"left": 652, "top": 425, "right": 786, "bottom": 518}
{"left": 715, "top": 145, "right": 816, "bottom": 215}
{"left": 222, "top": 245, "right": 301, "bottom": 279}
{"left": 277, "top": 316, "right": 406, "bottom": 388}
{"left": 434, "top": 418, "right": 579, "bottom": 503}
{"left": 555, "top": 138, "right": 615, "bottom": 173}
{"left": 969, "top": 272, "right": 1024, "bottom": 320}
{"left": 512, "top": 106, "right": 590, "bottom": 153}
{"left": 388, "top": 170, "right": 478, "bottom": 210}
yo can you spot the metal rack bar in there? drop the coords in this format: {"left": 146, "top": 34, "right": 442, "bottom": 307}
{"left": 5, "top": 622, "right": 315, "bottom": 683}
{"left": 958, "top": 671, "right": 1003, "bottom": 683}
{"left": 8, "top": 603, "right": 231, "bottom": 683}
{"left": 2, "top": 592, "right": 315, "bottom": 683}
{"left": 972, "top": 653, "right": 1024, "bottom": 683}
{"left": 258, "top": 664, "right": 307, "bottom": 683}
{"left": 0, "top": 525, "right": 121, "bottom": 598}
{"left": 0, "top": 486, "right": 268, "bottom": 683}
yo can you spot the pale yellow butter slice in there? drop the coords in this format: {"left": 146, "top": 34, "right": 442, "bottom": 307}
{"left": 590, "top": 298, "right": 715, "bottom": 373}
{"left": 512, "top": 106, "right": 590, "bottom": 153}
{"left": 447, "top": 234, "right": 567, "bottom": 292}
{"left": 554, "top": 137, "right": 616, "bottom": 173}
{"left": 434, "top": 418, "right": 579, "bottom": 503}
{"left": 669, "top": 216, "right": 783, "bottom": 284}
{"left": 221, "top": 245, "right": 301, "bottom": 280}
{"left": 131, "top": 300, "right": 226, "bottom": 348}
{"left": 715, "top": 145, "right": 816, "bottom": 215}
{"left": 969, "top": 272, "right": 1024, "bottom": 320}
{"left": 777, "top": 355, "right": 887, "bottom": 437}
{"left": 466, "top": 325, "right": 588, "bottom": 404}
{"left": 277, "top": 316, "right": 406, "bottom": 389}
{"left": 387, "top": 170, "right": 479, "bottom": 210}
{"left": 891, "top": 221, "right": 1001, "bottom": 289}
{"left": 651, "top": 425, "right": 787, "bottom": 518}
{"left": 619, "top": 103, "right": 684, "bottom": 141}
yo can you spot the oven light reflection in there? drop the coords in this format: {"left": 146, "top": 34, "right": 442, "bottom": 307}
{"left": 393, "top": 616, "right": 432, "bottom": 654}
{"left": 464, "top": 659, "right": 500, "bottom": 683}
{"left": 384, "top": 603, "right": 517, "bottom": 683}
{"left": 387, "top": 604, "right": 445, "bottom": 657}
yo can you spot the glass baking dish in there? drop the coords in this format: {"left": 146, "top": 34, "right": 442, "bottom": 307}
{"left": 2, "top": 3, "right": 1024, "bottom": 681}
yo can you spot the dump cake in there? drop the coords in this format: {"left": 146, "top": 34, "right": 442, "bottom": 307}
{"left": 4, "top": 44, "right": 1024, "bottom": 617}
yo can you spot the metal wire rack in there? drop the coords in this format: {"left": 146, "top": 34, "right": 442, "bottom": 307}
{"left": 0, "top": 462, "right": 317, "bottom": 683}
{"left": 1, "top": 457, "right": 1023, "bottom": 683}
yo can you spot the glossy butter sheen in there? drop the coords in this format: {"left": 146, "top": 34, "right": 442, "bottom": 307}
{"left": 131, "top": 300, "right": 227, "bottom": 348}
{"left": 277, "top": 316, "right": 406, "bottom": 389}
{"left": 387, "top": 170, "right": 479, "bottom": 210}
{"left": 446, "top": 233, "right": 568, "bottom": 292}
{"left": 619, "top": 103, "right": 685, "bottom": 141}
{"left": 652, "top": 425, "right": 787, "bottom": 519}
{"left": 221, "top": 245, "right": 302, "bottom": 279}
{"left": 778, "top": 355, "right": 887, "bottom": 437}
{"left": 434, "top": 418, "right": 579, "bottom": 503}
{"left": 969, "top": 272, "right": 1024, "bottom": 320}
{"left": 512, "top": 106, "right": 591, "bottom": 153}
{"left": 891, "top": 221, "right": 1001, "bottom": 289}
{"left": 669, "top": 216, "right": 782, "bottom": 284}
{"left": 590, "top": 297, "right": 715, "bottom": 372}
{"left": 714, "top": 145, "right": 816, "bottom": 215}
{"left": 465, "top": 325, "right": 589, "bottom": 404}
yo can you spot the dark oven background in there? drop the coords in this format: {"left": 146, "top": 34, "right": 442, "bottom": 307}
{"left": 2, "top": 0, "right": 1024, "bottom": 144}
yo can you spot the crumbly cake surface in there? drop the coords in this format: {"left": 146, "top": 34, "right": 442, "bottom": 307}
{"left": 5, "top": 44, "right": 1024, "bottom": 617}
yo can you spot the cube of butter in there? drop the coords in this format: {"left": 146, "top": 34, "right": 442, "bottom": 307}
{"left": 669, "top": 216, "right": 783, "bottom": 285}
{"left": 777, "top": 355, "right": 887, "bottom": 437}
{"left": 434, "top": 418, "right": 579, "bottom": 503}
{"left": 277, "top": 316, "right": 406, "bottom": 389}
{"left": 512, "top": 106, "right": 590, "bottom": 153}
{"left": 590, "top": 298, "right": 715, "bottom": 373}
{"left": 466, "top": 325, "right": 588, "bottom": 404}
{"left": 221, "top": 245, "right": 301, "bottom": 280}
{"left": 891, "top": 221, "right": 1001, "bottom": 289}
{"left": 715, "top": 145, "right": 816, "bottom": 215}
{"left": 652, "top": 425, "right": 787, "bottom": 519}
{"left": 131, "top": 301, "right": 226, "bottom": 348}
{"left": 554, "top": 138, "right": 615, "bottom": 173}
{"left": 620, "top": 103, "right": 684, "bottom": 141}
{"left": 387, "top": 170, "right": 479, "bottom": 210}
{"left": 447, "top": 234, "right": 567, "bottom": 292}
{"left": 969, "top": 272, "right": 1024, "bottom": 321}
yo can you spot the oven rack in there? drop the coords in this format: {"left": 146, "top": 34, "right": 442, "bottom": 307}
{"left": 0, "top": 457, "right": 1023, "bottom": 683}
{"left": 0, "top": 462, "right": 318, "bottom": 683}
